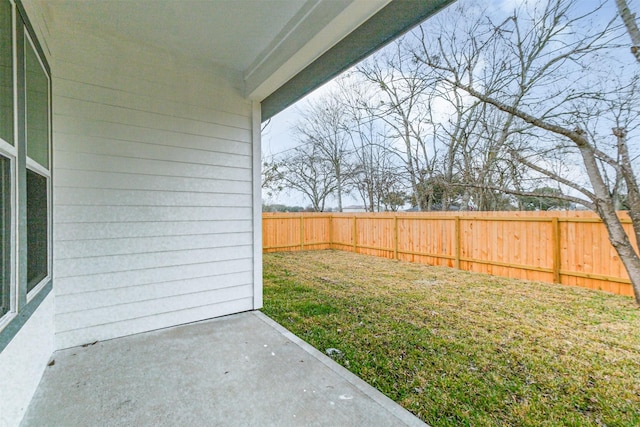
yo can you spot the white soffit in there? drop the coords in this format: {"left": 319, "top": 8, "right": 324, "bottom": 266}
{"left": 245, "top": 0, "right": 390, "bottom": 100}
{"left": 40, "top": 0, "right": 306, "bottom": 71}
{"left": 37, "top": 0, "right": 390, "bottom": 99}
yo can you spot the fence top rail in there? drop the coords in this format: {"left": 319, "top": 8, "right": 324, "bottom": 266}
{"left": 557, "top": 217, "right": 631, "bottom": 224}
{"left": 263, "top": 214, "right": 332, "bottom": 219}
{"left": 327, "top": 211, "right": 611, "bottom": 217}
{"left": 262, "top": 211, "right": 632, "bottom": 224}
{"left": 265, "top": 211, "right": 607, "bottom": 216}
{"left": 331, "top": 215, "right": 555, "bottom": 222}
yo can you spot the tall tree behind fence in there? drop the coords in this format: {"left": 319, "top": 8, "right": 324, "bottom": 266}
{"left": 263, "top": 212, "right": 636, "bottom": 297}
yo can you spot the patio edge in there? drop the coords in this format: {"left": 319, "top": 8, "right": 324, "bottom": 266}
{"left": 253, "top": 311, "right": 428, "bottom": 427}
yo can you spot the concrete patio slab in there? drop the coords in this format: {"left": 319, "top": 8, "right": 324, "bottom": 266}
{"left": 21, "top": 311, "right": 426, "bottom": 426}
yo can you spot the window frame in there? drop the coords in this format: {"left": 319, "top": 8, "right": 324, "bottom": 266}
{"left": 0, "top": 0, "right": 17, "bottom": 329}
{"left": 0, "top": 148, "right": 17, "bottom": 328}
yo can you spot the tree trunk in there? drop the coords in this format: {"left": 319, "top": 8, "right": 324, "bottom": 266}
{"left": 402, "top": 123, "right": 423, "bottom": 211}
{"left": 580, "top": 144, "right": 640, "bottom": 305}
{"left": 460, "top": 191, "right": 471, "bottom": 211}
{"left": 336, "top": 175, "right": 343, "bottom": 212}
{"left": 616, "top": 0, "right": 640, "bottom": 63}
{"left": 596, "top": 201, "right": 640, "bottom": 305}
{"left": 442, "top": 189, "right": 450, "bottom": 211}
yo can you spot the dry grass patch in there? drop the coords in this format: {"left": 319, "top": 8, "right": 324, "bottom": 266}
{"left": 262, "top": 250, "right": 640, "bottom": 427}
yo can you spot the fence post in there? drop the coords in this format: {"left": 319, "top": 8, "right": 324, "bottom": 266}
{"left": 353, "top": 216, "right": 357, "bottom": 253}
{"left": 394, "top": 215, "right": 399, "bottom": 260}
{"left": 300, "top": 215, "right": 305, "bottom": 251}
{"left": 455, "top": 216, "right": 461, "bottom": 269}
{"left": 328, "top": 215, "right": 333, "bottom": 250}
{"left": 552, "top": 217, "right": 560, "bottom": 283}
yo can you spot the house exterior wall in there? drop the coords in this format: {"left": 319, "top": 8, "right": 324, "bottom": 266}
{"left": 0, "top": 293, "right": 54, "bottom": 425}
{"left": 49, "top": 26, "right": 258, "bottom": 349}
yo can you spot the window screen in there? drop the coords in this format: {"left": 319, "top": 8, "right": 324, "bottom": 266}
{"left": 25, "top": 38, "right": 48, "bottom": 169}
{"left": 26, "top": 169, "right": 47, "bottom": 292}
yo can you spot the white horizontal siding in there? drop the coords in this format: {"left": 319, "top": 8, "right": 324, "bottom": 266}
{"left": 55, "top": 258, "right": 253, "bottom": 295}
{"left": 55, "top": 188, "right": 252, "bottom": 208}
{"left": 55, "top": 220, "right": 252, "bottom": 241}
{"left": 55, "top": 169, "right": 252, "bottom": 194}
{"left": 55, "top": 96, "right": 251, "bottom": 143}
{"left": 54, "top": 78, "right": 252, "bottom": 130}
{"left": 54, "top": 117, "right": 252, "bottom": 156}
{"left": 55, "top": 232, "right": 252, "bottom": 259}
{"left": 56, "top": 152, "right": 250, "bottom": 182}
{"left": 55, "top": 271, "right": 253, "bottom": 313}
{"left": 55, "top": 246, "right": 253, "bottom": 278}
{"left": 50, "top": 26, "right": 257, "bottom": 349}
{"left": 56, "top": 134, "right": 250, "bottom": 169}
{"left": 56, "top": 284, "right": 254, "bottom": 332}
{"left": 55, "top": 206, "right": 252, "bottom": 224}
{"left": 50, "top": 31, "right": 251, "bottom": 115}
{"left": 56, "top": 298, "right": 254, "bottom": 350}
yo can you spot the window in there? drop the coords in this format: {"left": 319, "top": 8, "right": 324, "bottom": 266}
{"left": 26, "top": 169, "right": 47, "bottom": 292}
{"left": 25, "top": 33, "right": 50, "bottom": 295}
{"left": 25, "top": 34, "right": 48, "bottom": 169}
{"left": 0, "top": 0, "right": 51, "bottom": 333}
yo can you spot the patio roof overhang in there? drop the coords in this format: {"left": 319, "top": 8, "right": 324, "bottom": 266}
{"left": 36, "top": 0, "right": 454, "bottom": 121}
{"left": 261, "top": 0, "right": 455, "bottom": 121}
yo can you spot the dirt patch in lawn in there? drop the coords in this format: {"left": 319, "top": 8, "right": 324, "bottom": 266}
{"left": 262, "top": 250, "right": 640, "bottom": 427}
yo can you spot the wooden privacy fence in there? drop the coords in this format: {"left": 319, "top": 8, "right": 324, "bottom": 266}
{"left": 263, "top": 211, "right": 637, "bottom": 297}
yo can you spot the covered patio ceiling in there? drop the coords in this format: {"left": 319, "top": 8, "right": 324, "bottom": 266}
{"left": 37, "top": 0, "right": 454, "bottom": 120}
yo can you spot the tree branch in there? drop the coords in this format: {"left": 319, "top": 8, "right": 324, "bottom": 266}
{"left": 454, "top": 182, "right": 594, "bottom": 210}
{"left": 616, "top": 0, "right": 640, "bottom": 62}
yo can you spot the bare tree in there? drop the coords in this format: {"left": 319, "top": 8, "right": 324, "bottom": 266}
{"left": 261, "top": 155, "right": 283, "bottom": 199}
{"left": 435, "top": 85, "right": 484, "bottom": 210}
{"left": 336, "top": 75, "right": 403, "bottom": 211}
{"left": 414, "top": 0, "right": 640, "bottom": 303}
{"left": 355, "top": 16, "right": 527, "bottom": 212}
{"left": 346, "top": 118, "right": 400, "bottom": 212}
{"left": 292, "top": 94, "right": 355, "bottom": 212}
{"left": 278, "top": 143, "right": 338, "bottom": 212}
{"left": 260, "top": 119, "right": 287, "bottom": 202}
{"left": 356, "top": 41, "right": 439, "bottom": 211}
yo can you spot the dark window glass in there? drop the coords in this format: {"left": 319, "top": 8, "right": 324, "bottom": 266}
{"left": 27, "top": 169, "right": 47, "bottom": 292}
{"left": 25, "top": 38, "right": 48, "bottom": 169}
{"left": 0, "top": 0, "right": 13, "bottom": 145}
{"left": 1, "top": 155, "right": 10, "bottom": 316}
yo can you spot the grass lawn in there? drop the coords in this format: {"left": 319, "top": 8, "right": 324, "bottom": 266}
{"left": 262, "top": 250, "right": 640, "bottom": 427}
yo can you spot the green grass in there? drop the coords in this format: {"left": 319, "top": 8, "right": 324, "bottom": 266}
{"left": 262, "top": 250, "right": 640, "bottom": 427}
